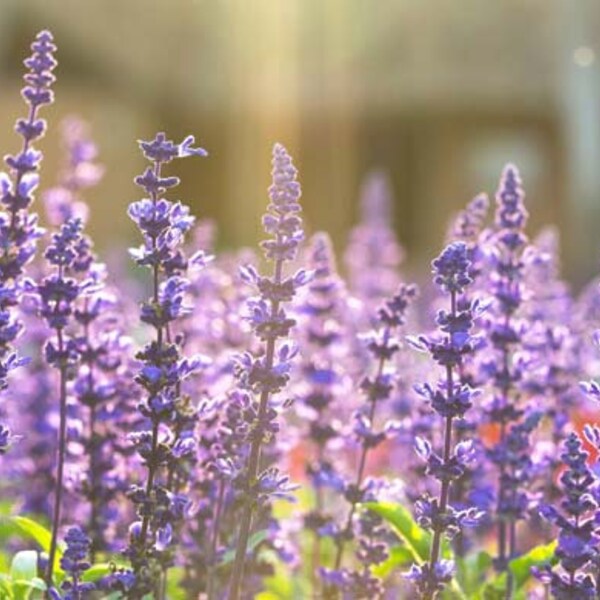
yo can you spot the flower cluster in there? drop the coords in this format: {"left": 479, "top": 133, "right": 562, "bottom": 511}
{"left": 344, "top": 171, "right": 404, "bottom": 308}
{"left": 226, "top": 143, "right": 307, "bottom": 600}
{"left": 0, "top": 30, "right": 56, "bottom": 451}
{"left": 322, "top": 283, "right": 418, "bottom": 596}
{"left": 49, "top": 527, "right": 95, "bottom": 599}
{"left": 407, "top": 242, "right": 484, "bottom": 599}
{"left": 535, "top": 430, "right": 600, "bottom": 598}
{"left": 480, "top": 165, "right": 539, "bottom": 574}
{"left": 120, "top": 132, "right": 208, "bottom": 596}
{"left": 26, "top": 216, "right": 95, "bottom": 583}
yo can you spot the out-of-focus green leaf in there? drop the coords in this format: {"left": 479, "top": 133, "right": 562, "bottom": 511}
{"left": 219, "top": 530, "right": 269, "bottom": 567}
{"left": 81, "top": 562, "right": 127, "bottom": 582}
{"left": 0, "top": 573, "right": 14, "bottom": 599}
{"left": 509, "top": 541, "right": 556, "bottom": 590}
{"left": 166, "top": 566, "right": 186, "bottom": 600}
{"left": 10, "top": 552, "right": 46, "bottom": 600}
{"left": 372, "top": 545, "right": 413, "bottom": 579}
{"left": 478, "top": 541, "right": 556, "bottom": 598}
{"left": 10, "top": 518, "right": 56, "bottom": 557}
{"left": 12, "top": 577, "right": 46, "bottom": 600}
{"left": 455, "top": 551, "right": 493, "bottom": 596}
{"left": 260, "top": 553, "right": 294, "bottom": 599}
{"left": 364, "top": 502, "right": 430, "bottom": 562}
{"left": 0, "top": 501, "right": 14, "bottom": 518}
{"left": 271, "top": 488, "right": 312, "bottom": 521}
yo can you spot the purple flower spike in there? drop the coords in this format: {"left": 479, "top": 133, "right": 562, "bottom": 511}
{"left": 227, "top": 144, "right": 306, "bottom": 600}
{"left": 534, "top": 432, "right": 599, "bottom": 598}
{"left": 0, "top": 31, "right": 56, "bottom": 452}
{"left": 28, "top": 217, "right": 92, "bottom": 586}
{"left": 479, "top": 165, "right": 539, "bottom": 580}
{"left": 408, "top": 241, "right": 481, "bottom": 599}
{"left": 43, "top": 117, "right": 104, "bottom": 226}
{"left": 324, "top": 283, "right": 417, "bottom": 596}
{"left": 54, "top": 526, "right": 96, "bottom": 599}
{"left": 344, "top": 170, "right": 403, "bottom": 307}
{"left": 432, "top": 241, "right": 472, "bottom": 295}
{"left": 117, "top": 130, "right": 208, "bottom": 596}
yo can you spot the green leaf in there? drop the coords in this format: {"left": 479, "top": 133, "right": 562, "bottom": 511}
{"left": 261, "top": 551, "right": 295, "bottom": 599}
{"left": 479, "top": 573, "right": 506, "bottom": 600}
{"left": 12, "top": 577, "right": 46, "bottom": 596}
{"left": 0, "top": 574, "right": 14, "bottom": 599}
{"left": 509, "top": 541, "right": 556, "bottom": 590}
{"left": 81, "top": 562, "right": 121, "bottom": 582}
{"left": 9, "top": 517, "right": 65, "bottom": 582}
{"left": 10, "top": 552, "right": 46, "bottom": 600}
{"left": 365, "top": 502, "right": 466, "bottom": 600}
{"left": 478, "top": 541, "right": 557, "bottom": 598}
{"left": 219, "top": 530, "right": 269, "bottom": 567}
{"left": 372, "top": 545, "right": 413, "bottom": 579}
{"left": 10, "top": 518, "right": 55, "bottom": 556}
{"left": 166, "top": 567, "right": 186, "bottom": 600}
{"left": 364, "top": 502, "right": 430, "bottom": 562}
{"left": 455, "top": 551, "right": 493, "bottom": 595}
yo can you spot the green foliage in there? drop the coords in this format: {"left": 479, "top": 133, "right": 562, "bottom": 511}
{"left": 478, "top": 540, "right": 557, "bottom": 598}
{"left": 509, "top": 540, "right": 556, "bottom": 589}
{"left": 10, "top": 517, "right": 57, "bottom": 557}
{"left": 364, "top": 501, "right": 453, "bottom": 561}
{"left": 364, "top": 502, "right": 468, "bottom": 599}
{"left": 453, "top": 551, "right": 494, "bottom": 598}
{"left": 365, "top": 502, "right": 556, "bottom": 598}
{"left": 219, "top": 529, "right": 269, "bottom": 567}
{"left": 0, "top": 551, "right": 47, "bottom": 600}
{"left": 372, "top": 545, "right": 414, "bottom": 579}
{"left": 363, "top": 501, "right": 432, "bottom": 562}
{"left": 165, "top": 567, "right": 186, "bottom": 600}
{"left": 256, "top": 549, "right": 296, "bottom": 600}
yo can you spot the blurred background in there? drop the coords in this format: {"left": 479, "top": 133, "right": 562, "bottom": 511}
{"left": 0, "top": 0, "right": 599, "bottom": 284}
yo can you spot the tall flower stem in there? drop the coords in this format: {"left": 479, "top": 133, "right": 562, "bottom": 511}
{"left": 323, "top": 284, "right": 416, "bottom": 597}
{"left": 427, "top": 291, "right": 456, "bottom": 576}
{"left": 332, "top": 343, "right": 388, "bottom": 573}
{"left": 228, "top": 261, "right": 282, "bottom": 600}
{"left": 31, "top": 219, "right": 89, "bottom": 592}
{"left": 46, "top": 327, "right": 68, "bottom": 586}
{"left": 138, "top": 160, "right": 163, "bottom": 552}
{"left": 0, "top": 30, "right": 56, "bottom": 454}
{"left": 206, "top": 479, "right": 226, "bottom": 600}
{"left": 481, "top": 166, "right": 535, "bottom": 595}
{"left": 120, "top": 132, "right": 207, "bottom": 598}
{"left": 227, "top": 144, "right": 305, "bottom": 600}
{"left": 407, "top": 242, "right": 483, "bottom": 599}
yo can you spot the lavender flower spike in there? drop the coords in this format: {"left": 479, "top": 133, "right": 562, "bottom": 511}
{"left": 120, "top": 132, "right": 208, "bottom": 598}
{"left": 480, "top": 164, "right": 536, "bottom": 581}
{"left": 227, "top": 144, "right": 306, "bottom": 600}
{"left": 407, "top": 242, "right": 484, "bottom": 599}
{"left": 27, "top": 218, "right": 93, "bottom": 587}
{"left": 534, "top": 430, "right": 600, "bottom": 598}
{"left": 49, "top": 527, "right": 95, "bottom": 599}
{"left": 0, "top": 30, "right": 56, "bottom": 451}
{"left": 323, "top": 282, "right": 417, "bottom": 597}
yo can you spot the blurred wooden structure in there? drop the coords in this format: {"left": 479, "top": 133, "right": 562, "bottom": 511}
{"left": 0, "top": 0, "right": 598, "bottom": 280}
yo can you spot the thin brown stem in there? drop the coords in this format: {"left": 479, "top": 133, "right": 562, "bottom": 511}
{"left": 46, "top": 328, "right": 68, "bottom": 589}
{"left": 207, "top": 479, "right": 227, "bottom": 600}
{"left": 138, "top": 160, "right": 164, "bottom": 557}
{"left": 227, "top": 259, "right": 283, "bottom": 600}
{"left": 331, "top": 329, "right": 391, "bottom": 577}
{"left": 424, "top": 291, "right": 456, "bottom": 600}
